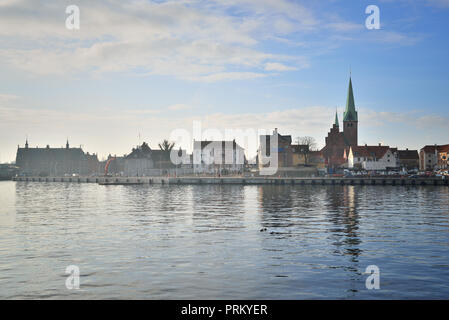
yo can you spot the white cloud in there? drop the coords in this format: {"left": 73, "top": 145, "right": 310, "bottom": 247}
{"left": 167, "top": 104, "right": 191, "bottom": 111}
{"left": 3, "top": 103, "right": 447, "bottom": 162}
{"left": 264, "top": 62, "right": 297, "bottom": 71}
{"left": 0, "top": 0, "right": 312, "bottom": 80}
{"left": 186, "top": 71, "right": 267, "bottom": 82}
{"left": 0, "top": 93, "right": 19, "bottom": 103}
{"left": 0, "top": 0, "right": 419, "bottom": 81}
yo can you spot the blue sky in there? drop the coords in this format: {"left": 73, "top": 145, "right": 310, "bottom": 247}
{"left": 0, "top": 0, "right": 448, "bottom": 161}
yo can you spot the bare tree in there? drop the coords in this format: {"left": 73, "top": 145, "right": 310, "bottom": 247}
{"left": 298, "top": 136, "right": 317, "bottom": 151}
{"left": 296, "top": 136, "right": 317, "bottom": 165}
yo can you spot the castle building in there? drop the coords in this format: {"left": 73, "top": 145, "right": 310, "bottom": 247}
{"left": 321, "top": 77, "right": 359, "bottom": 172}
{"left": 15, "top": 139, "right": 99, "bottom": 176}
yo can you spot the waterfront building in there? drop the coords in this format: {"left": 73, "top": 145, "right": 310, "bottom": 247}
{"left": 419, "top": 144, "right": 449, "bottom": 170}
{"left": 258, "top": 128, "right": 293, "bottom": 171}
{"left": 15, "top": 139, "right": 99, "bottom": 176}
{"left": 395, "top": 149, "right": 419, "bottom": 170}
{"left": 124, "top": 142, "right": 185, "bottom": 176}
{"left": 308, "top": 151, "right": 326, "bottom": 170}
{"left": 348, "top": 144, "right": 398, "bottom": 171}
{"left": 321, "top": 77, "right": 359, "bottom": 172}
{"left": 193, "top": 140, "right": 245, "bottom": 175}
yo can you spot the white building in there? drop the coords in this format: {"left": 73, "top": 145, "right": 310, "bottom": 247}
{"left": 348, "top": 145, "right": 398, "bottom": 171}
{"left": 193, "top": 140, "right": 245, "bottom": 174}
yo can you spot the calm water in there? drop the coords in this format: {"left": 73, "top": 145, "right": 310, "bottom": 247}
{"left": 1, "top": 181, "right": 449, "bottom": 299}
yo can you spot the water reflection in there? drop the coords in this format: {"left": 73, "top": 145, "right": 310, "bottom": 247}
{"left": 1, "top": 181, "right": 449, "bottom": 299}
{"left": 324, "top": 186, "right": 362, "bottom": 295}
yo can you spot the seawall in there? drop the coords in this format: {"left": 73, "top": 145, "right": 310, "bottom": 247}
{"left": 12, "top": 176, "right": 449, "bottom": 186}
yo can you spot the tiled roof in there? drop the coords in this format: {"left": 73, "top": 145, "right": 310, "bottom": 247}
{"left": 438, "top": 144, "right": 449, "bottom": 152}
{"left": 351, "top": 145, "right": 390, "bottom": 159}
{"left": 421, "top": 144, "right": 449, "bottom": 153}
{"left": 397, "top": 149, "right": 419, "bottom": 160}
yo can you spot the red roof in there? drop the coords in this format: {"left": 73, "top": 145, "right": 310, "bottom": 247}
{"left": 351, "top": 146, "right": 390, "bottom": 159}
{"left": 421, "top": 144, "right": 449, "bottom": 153}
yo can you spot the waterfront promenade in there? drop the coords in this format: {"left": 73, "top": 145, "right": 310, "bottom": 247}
{"left": 12, "top": 175, "right": 449, "bottom": 186}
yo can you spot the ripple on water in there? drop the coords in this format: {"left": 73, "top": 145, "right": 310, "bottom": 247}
{"left": 0, "top": 182, "right": 449, "bottom": 299}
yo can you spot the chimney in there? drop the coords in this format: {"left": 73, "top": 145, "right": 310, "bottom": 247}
{"left": 274, "top": 128, "right": 278, "bottom": 135}
{"left": 378, "top": 143, "right": 382, "bottom": 146}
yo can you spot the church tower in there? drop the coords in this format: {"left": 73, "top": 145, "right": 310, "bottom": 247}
{"left": 343, "top": 76, "right": 358, "bottom": 147}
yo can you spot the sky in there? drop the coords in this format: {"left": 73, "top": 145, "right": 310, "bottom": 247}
{"left": 0, "top": 0, "right": 448, "bottom": 162}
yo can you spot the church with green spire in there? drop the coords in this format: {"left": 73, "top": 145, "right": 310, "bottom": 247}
{"left": 321, "top": 76, "right": 359, "bottom": 171}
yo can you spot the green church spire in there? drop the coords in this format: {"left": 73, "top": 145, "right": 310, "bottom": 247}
{"left": 334, "top": 109, "right": 339, "bottom": 127}
{"left": 343, "top": 76, "right": 358, "bottom": 122}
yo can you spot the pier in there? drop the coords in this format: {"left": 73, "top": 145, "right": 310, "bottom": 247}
{"left": 12, "top": 176, "right": 449, "bottom": 186}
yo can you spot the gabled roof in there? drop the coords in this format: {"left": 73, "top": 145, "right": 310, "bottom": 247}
{"left": 438, "top": 144, "right": 449, "bottom": 153}
{"left": 350, "top": 145, "right": 390, "bottom": 159}
{"left": 421, "top": 144, "right": 449, "bottom": 153}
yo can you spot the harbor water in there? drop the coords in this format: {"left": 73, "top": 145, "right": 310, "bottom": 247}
{"left": 1, "top": 181, "right": 449, "bottom": 299}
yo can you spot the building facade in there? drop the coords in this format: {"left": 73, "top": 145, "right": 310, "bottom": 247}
{"left": 348, "top": 145, "right": 398, "bottom": 171}
{"left": 124, "top": 142, "right": 184, "bottom": 176}
{"left": 258, "top": 128, "right": 293, "bottom": 172}
{"left": 396, "top": 149, "right": 419, "bottom": 170}
{"left": 194, "top": 140, "right": 245, "bottom": 174}
{"left": 419, "top": 144, "right": 449, "bottom": 170}
{"left": 291, "top": 144, "right": 309, "bottom": 166}
{"left": 15, "top": 140, "right": 99, "bottom": 176}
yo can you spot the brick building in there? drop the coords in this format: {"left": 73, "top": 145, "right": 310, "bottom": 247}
{"left": 321, "top": 77, "right": 358, "bottom": 172}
